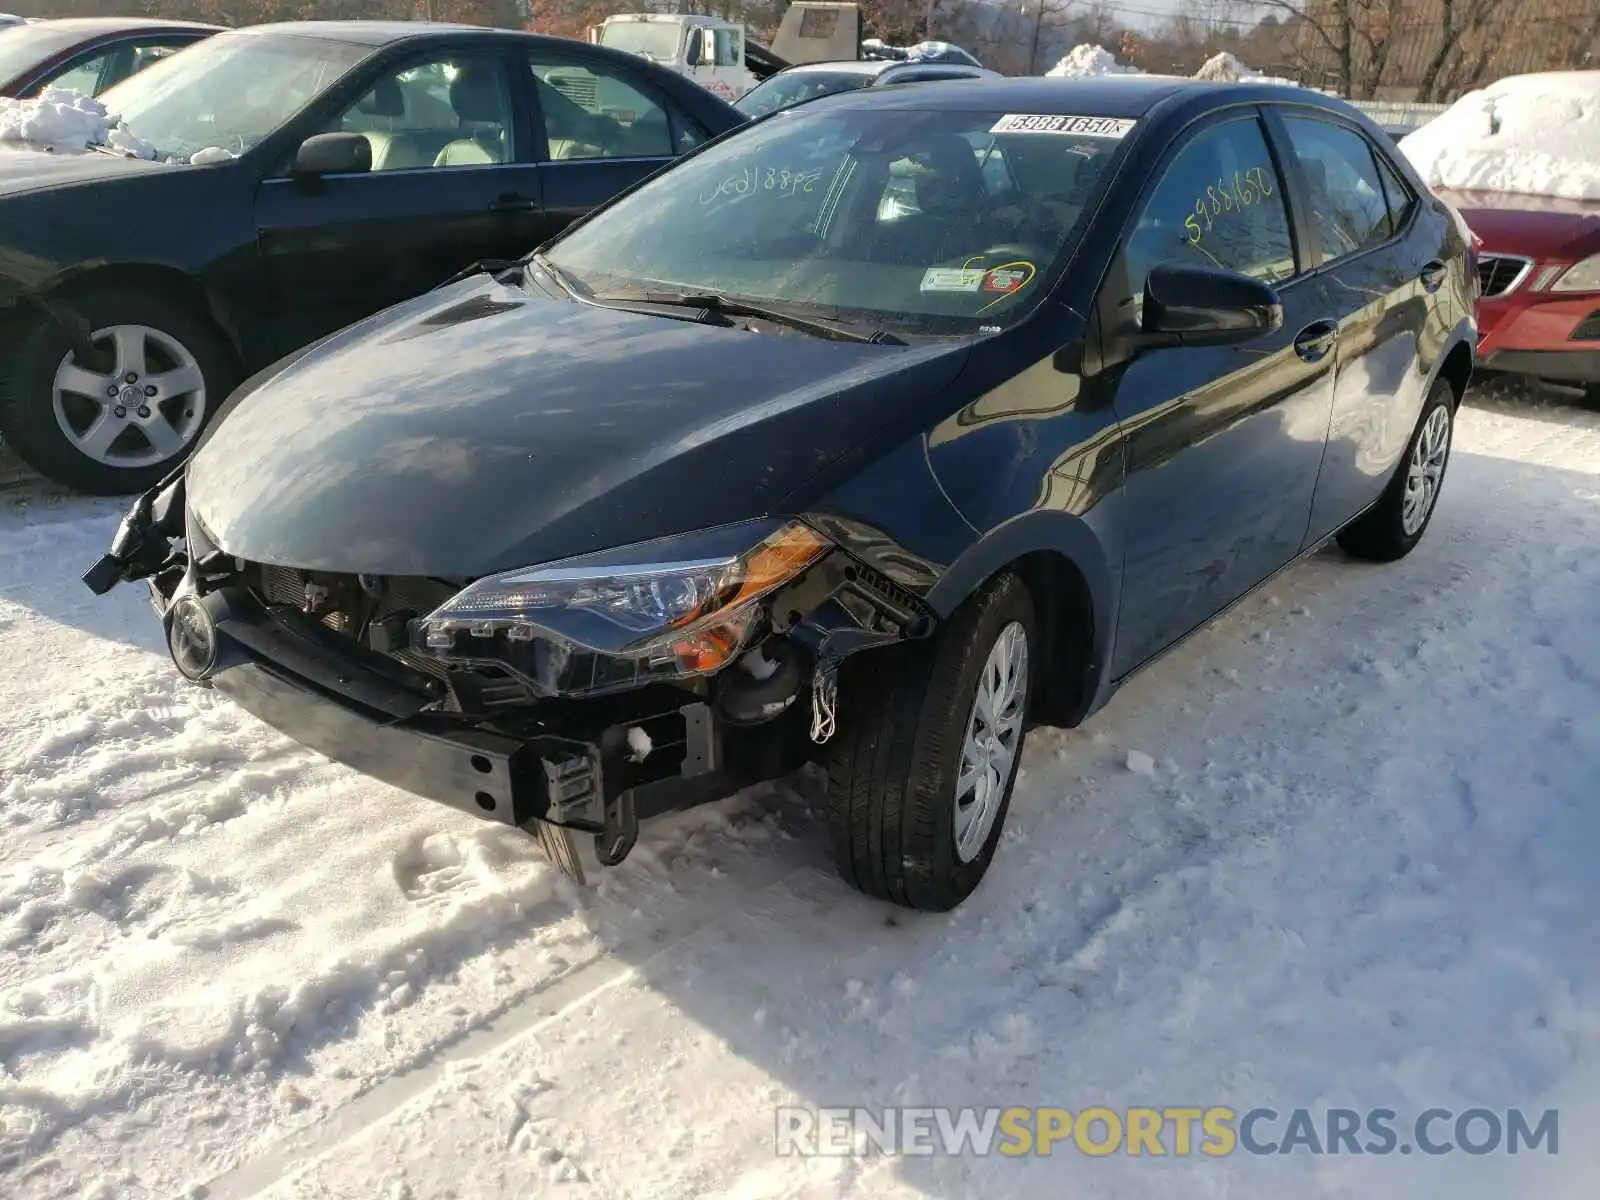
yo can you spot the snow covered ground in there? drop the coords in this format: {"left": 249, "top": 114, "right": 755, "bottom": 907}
{"left": 3, "top": 380, "right": 1600, "bottom": 1199}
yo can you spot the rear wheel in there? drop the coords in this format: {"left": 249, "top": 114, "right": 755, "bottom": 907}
{"left": 824, "top": 573, "right": 1035, "bottom": 912}
{"left": 1336, "top": 379, "right": 1454, "bottom": 563}
{"left": 0, "top": 288, "right": 236, "bottom": 495}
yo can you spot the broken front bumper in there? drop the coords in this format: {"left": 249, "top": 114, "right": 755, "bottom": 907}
{"left": 150, "top": 580, "right": 731, "bottom": 851}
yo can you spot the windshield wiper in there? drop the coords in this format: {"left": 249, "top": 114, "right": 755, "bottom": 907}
{"left": 585, "top": 288, "right": 904, "bottom": 345}
{"left": 437, "top": 257, "right": 523, "bottom": 290}
{"left": 527, "top": 251, "right": 579, "bottom": 298}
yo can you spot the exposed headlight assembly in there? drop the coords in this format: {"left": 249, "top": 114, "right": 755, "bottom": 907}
{"left": 1551, "top": 253, "right": 1600, "bottom": 293}
{"left": 416, "top": 519, "right": 830, "bottom": 697}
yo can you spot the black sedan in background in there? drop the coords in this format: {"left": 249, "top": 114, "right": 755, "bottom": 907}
{"left": 0, "top": 17, "right": 218, "bottom": 99}
{"left": 92, "top": 77, "right": 1475, "bottom": 912}
{"left": 0, "top": 21, "right": 743, "bottom": 494}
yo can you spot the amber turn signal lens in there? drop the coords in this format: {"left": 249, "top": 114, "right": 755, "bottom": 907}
{"left": 724, "top": 523, "right": 830, "bottom": 610}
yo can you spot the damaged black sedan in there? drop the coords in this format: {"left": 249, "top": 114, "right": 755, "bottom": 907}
{"left": 88, "top": 77, "right": 1476, "bottom": 911}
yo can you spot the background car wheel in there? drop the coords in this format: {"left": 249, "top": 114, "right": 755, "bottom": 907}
{"left": 1336, "top": 379, "right": 1455, "bottom": 563}
{"left": 824, "top": 572, "right": 1036, "bottom": 912}
{"left": 0, "top": 288, "right": 237, "bottom": 495}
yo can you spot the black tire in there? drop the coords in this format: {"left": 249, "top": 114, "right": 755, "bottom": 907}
{"left": 1336, "top": 379, "right": 1456, "bottom": 563}
{"left": 0, "top": 288, "right": 237, "bottom": 495}
{"left": 1582, "top": 383, "right": 1600, "bottom": 410}
{"left": 824, "top": 573, "right": 1036, "bottom": 912}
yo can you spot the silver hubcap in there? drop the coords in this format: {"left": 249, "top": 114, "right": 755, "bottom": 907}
{"left": 954, "top": 620, "right": 1029, "bottom": 864}
{"left": 51, "top": 324, "right": 207, "bottom": 468}
{"left": 1401, "top": 404, "right": 1451, "bottom": 536}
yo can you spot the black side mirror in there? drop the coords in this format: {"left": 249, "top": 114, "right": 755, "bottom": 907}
{"left": 291, "top": 131, "right": 371, "bottom": 178}
{"left": 1142, "top": 263, "right": 1283, "bottom": 347}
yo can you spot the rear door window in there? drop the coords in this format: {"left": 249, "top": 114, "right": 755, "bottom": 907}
{"left": 1373, "top": 149, "right": 1416, "bottom": 232}
{"left": 1277, "top": 116, "right": 1395, "bottom": 265}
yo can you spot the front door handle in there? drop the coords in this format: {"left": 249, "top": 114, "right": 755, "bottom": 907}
{"left": 1420, "top": 259, "right": 1447, "bottom": 292}
{"left": 1293, "top": 320, "right": 1337, "bottom": 363}
{"left": 488, "top": 192, "right": 538, "bottom": 213}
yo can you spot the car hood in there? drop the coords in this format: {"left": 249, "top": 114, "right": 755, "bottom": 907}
{"left": 1436, "top": 187, "right": 1600, "bottom": 258}
{"left": 0, "top": 141, "right": 173, "bottom": 196}
{"left": 188, "top": 275, "right": 972, "bottom": 578}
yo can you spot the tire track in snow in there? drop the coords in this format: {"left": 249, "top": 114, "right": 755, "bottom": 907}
{"left": 198, "top": 849, "right": 826, "bottom": 1200}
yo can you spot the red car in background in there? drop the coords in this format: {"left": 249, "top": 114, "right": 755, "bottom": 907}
{"left": 1443, "top": 188, "right": 1600, "bottom": 401}
{"left": 1401, "top": 71, "right": 1600, "bottom": 404}
{"left": 0, "top": 17, "right": 218, "bottom": 99}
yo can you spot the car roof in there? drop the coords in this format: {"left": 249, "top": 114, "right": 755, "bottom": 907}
{"left": 825, "top": 74, "right": 1346, "bottom": 119}
{"left": 775, "top": 60, "right": 895, "bottom": 78}
{"left": 229, "top": 20, "right": 511, "bottom": 46}
{"left": 13, "top": 16, "right": 222, "bottom": 34}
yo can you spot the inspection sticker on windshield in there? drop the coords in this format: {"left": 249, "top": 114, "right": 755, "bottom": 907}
{"left": 990, "top": 114, "right": 1136, "bottom": 139}
{"left": 920, "top": 267, "right": 987, "bottom": 293}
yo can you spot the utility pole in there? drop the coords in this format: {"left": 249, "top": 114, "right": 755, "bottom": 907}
{"left": 1027, "top": 1, "right": 1043, "bottom": 73}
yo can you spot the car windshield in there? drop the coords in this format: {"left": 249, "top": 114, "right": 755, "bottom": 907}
{"left": 545, "top": 105, "right": 1133, "bottom": 337}
{"left": 598, "top": 22, "right": 681, "bottom": 63}
{"left": 735, "top": 70, "right": 877, "bottom": 118}
{"left": 0, "top": 22, "right": 82, "bottom": 85}
{"left": 95, "top": 31, "right": 371, "bottom": 161}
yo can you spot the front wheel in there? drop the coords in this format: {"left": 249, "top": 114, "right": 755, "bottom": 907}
{"left": 0, "top": 289, "right": 236, "bottom": 495}
{"left": 1336, "top": 379, "right": 1455, "bottom": 562}
{"left": 824, "top": 573, "right": 1036, "bottom": 912}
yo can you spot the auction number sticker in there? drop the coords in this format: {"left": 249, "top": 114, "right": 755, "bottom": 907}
{"left": 990, "top": 114, "right": 1137, "bottom": 139}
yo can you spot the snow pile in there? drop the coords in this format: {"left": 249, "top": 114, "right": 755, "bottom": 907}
{"left": 1400, "top": 70, "right": 1600, "bottom": 201}
{"left": 0, "top": 86, "right": 166, "bottom": 158}
{"left": 0, "top": 86, "right": 238, "bottom": 164}
{"left": 0, "top": 87, "right": 119, "bottom": 151}
{"left": 1046, "top": 43, "right": 1140, "bottom": 78}
{"left": 1193, "top": 50, "right": 1299, "bottom": 86}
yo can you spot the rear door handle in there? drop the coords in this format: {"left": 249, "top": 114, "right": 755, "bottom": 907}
{"left": 1420, "top": 259, "right": 1447, "bottom": 292}
{"left": 1293, "top": 320, "right": 1337, "bottom": 363}
{"left": 488, "top": 193, "right": 538, "bottom": 213}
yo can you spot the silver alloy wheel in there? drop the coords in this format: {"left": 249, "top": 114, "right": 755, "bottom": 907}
{"left": 1401, "top": 403, "right": 1452, "bottom": 536}
{"left": 51, "top": 324, "right": 207, "bottom": 468}
{"left": 953, "top": 620, "right": 1029, "bottom": 863}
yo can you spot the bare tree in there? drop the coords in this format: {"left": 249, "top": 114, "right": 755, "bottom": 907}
{"left": 1019, "top": 0, "right": 1074, "bottom": 74}
{"left": 1349, "top": 0, "right": 1402, "bottom": 97}
{"left": 1413, "top": 0, "right": 1506, "bottom": 100}
{"left": 1261, "top": 0, "right": 1353, "bottom": 95}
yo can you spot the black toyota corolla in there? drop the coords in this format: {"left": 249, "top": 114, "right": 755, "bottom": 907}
{"left": 88, "top": 77, "right": 1476, "bottom": 911}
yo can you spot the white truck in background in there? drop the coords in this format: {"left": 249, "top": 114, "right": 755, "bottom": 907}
{"left": 591, "top": 3, "right": 869, "bottom": 102}
{"left": 593, "top": 13, "right": 760, "bottom": 101}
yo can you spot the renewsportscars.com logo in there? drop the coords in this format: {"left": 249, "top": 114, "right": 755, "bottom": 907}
{"left": 775, "top": 1106, "right": 1559, "bottom": 1158}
